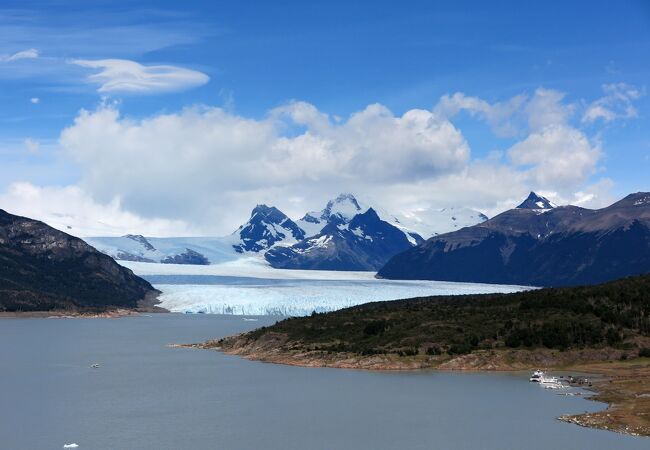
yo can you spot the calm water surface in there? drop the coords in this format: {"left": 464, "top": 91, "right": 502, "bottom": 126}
{"left": 1, "top": 314, "right": 647, "bottom": 450}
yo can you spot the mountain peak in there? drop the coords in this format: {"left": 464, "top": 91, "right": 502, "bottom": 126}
{"left": 233, "top": 204, "right": 305, "bottom": 253}
{"left": 516, "top": 192, "right": 556, "bottom": 210}
{"left": 322, "top": 193, "right": 364, "bottom": 221}
{"left": 614, "top": 192, "right": 650, "bottom": 208}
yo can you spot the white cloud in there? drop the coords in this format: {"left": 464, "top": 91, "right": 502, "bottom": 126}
{"left": 72, "top": 58, "right": 209, "bottom": 94}
{"left": 2, "top": 48, "right": 39, "bottom": 61}
{"left": 582, "top": 83, "right": 645, "bottom": 124}
{"left": 30, "top": 97, "right": 40, "bottom": 104}
{"left": 508, "top": 124, "right": 601, "bottom": 188}
{"left": 524, "top": 88, "right": 574, "bottom": 131}
{"left": 1, "top": 85, "right": 635, "bottom": 236}
{"left": 57, "top": 102, "right": 471, "bottom": 232}
{"left": 434, "top": 92, "right": 527, "bottom": 137}
{"left": 23, "top": 138, "right": 40, "bottom": 154}
{"left": 0, "top": 182, "right": 192, "bottom": 237}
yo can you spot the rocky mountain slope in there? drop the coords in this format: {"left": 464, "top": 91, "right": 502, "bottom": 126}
{"left": 232, "top": 204, "right": 305, "bottom": 253}
{"left": 378, "top": 192, "right": 650, "bottom": 286}
{"left": 0, "top": 209, "right": 157, "bottom": 312}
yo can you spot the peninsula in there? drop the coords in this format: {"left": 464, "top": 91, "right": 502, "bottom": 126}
{"left": 194, "top": 273, "right": 650, "bottom": 437}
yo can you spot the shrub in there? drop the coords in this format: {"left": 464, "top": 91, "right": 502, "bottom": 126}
{"left": 639, "top": 347, "right": 650, "bottom": 358}
{"left": 363, "top": 320, "right": 388, "bottom": 336}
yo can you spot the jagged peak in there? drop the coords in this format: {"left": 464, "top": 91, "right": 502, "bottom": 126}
{"left": 516, "top": 192, "right": 557, "bottom": 210}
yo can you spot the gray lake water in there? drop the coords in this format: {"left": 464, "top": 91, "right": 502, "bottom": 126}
{"left": 1, "top": 314, "right": 647, "bottom": 450}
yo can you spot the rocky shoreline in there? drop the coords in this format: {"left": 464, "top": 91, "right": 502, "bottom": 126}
{"left": 0, "top": 290, "right": 167, "bottom": 318}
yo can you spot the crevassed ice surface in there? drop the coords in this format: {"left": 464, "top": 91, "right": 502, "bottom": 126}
{"left": 122, "top": 258, "right": 531, "bottom": 316}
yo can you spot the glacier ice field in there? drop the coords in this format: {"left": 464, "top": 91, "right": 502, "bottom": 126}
{"left": 122, "top": 259, "right": 531, "bottom": 316}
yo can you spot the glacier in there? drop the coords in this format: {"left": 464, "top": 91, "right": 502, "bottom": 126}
{"left": 122, "top": 258, "right": 531, "bottom": 316}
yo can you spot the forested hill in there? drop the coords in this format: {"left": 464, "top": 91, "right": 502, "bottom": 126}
{"left": 219, "top": 273, "right": 650, "bottom": 358}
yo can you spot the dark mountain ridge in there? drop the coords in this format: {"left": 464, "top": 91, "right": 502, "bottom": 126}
{"left": 378, "top": 192, "right": 650, "bottom": 287}
{"left": 0, "top": 209, "right": 157, "bottom": 312}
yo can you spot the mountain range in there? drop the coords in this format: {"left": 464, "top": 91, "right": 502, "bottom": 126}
{"left": 0, "top": 209, "right": 156, "bottom": 312}
{"left": 87, "top": 193, "right": 488, "bottom": 271}
{"left": 378, "top": 192, "right": 650, "bottom": 287}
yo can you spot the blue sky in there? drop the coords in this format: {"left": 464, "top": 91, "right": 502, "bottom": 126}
{"left": 0, "top": 1, "right": 649, "bottom": 235}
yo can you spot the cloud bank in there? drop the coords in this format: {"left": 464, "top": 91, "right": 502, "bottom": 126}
{"left": 0, "top": 85, "right": 640, "bottom": 236}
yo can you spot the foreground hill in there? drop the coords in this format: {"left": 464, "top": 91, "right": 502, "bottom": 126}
{"left": 208, "top": 272, "right": 650, "bottom": 365}
{"left": 378, "top": 192, "right": 650, "bottom": 286}
{"left": 0, "top": 209, "right": 157, "bottom": 312}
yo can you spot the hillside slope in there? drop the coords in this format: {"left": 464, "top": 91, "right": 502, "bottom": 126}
{"left": 0, "top": 209, "right": 157, "bottom": 312}
{"left": 378, "top": 192, "right": 650, "bottom": 286}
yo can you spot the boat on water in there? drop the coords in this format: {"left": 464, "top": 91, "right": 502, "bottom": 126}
{"left": 529, "top": 370, "right": 567, "bottom": 388}
{"left": 529, "top": 370, "right": 544, "bottom": 382}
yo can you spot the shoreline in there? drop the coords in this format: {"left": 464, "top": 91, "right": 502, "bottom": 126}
{"left": 186, "top": 334, "right": 650, "bottom": 438}
{"left": 0, "top": 290, "right": 169, "bottom": 318}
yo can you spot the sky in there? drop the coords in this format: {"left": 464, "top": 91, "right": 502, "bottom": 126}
{"left": 0, "top": 0, "right": 649, "bottom": 236}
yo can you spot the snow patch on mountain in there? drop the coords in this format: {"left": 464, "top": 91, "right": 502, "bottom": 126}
{"left": 516, "top": 192, "right": 557, "bottom": 210}
{"left": 232, "top": 204, "right": 305, "bottom": 253}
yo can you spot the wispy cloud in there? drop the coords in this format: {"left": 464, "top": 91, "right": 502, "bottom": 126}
{"left": 72, "top": 59, "right": 209, "bottom": 94}
{"left": 1, "top": 47, "right": 38, "bottom": 61}
{"left": 582, "top": 83, "right": 645, "bottom": 124}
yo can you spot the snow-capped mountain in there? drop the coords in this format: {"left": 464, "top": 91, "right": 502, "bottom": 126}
{"left": 516, "top": 191, "right": 557, "bottom": 210}
{"left": 297, "top": 193, "right": 367, "bottom": 237}
{"left": 232, "top": 204, "right": 305, "bottom": 253}
{"left": 87, "top": 192, "right": 488, "bottom": 271}
{"left": 297, "top": 193, "right": 425, "bottom": 244}
{"left": 86, "top": 235, "right": 237, "bottom": 265}
{"left": 390, "top": 207, "right": 488, "bottom": 239}
{"left": 266, "top": 207, "right": 417, "bottom": 271}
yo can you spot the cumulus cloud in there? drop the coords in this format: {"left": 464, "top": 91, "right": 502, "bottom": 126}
{"left": 508, "top": 125, "right": 601, "bottom": 188}
{"left": 0, "top": 182, "right": 193, "bottom": 237}
{"left": 582, "top": 83, "right": 645, "bottom": 124}
{"left": 524, "top": 88, "right": 575, "bottom": 131}
{"left": 57, "top": 102, "right": 471, "bottom": 231}
{"left": 1, "top": 85, "right": 636, "bottom": 236}
{"left": 30, "top": 97, "right": 40, "bottom": 104}
{"left": 72, "top": 58, "right": 209, "bottom": 93}
{"left": 2, "top": 48, "right": 39, "bottom": 61}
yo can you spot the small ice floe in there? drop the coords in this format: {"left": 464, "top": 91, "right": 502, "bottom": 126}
{"left": 63, "top": 444, "right": 79, "bottom": 449}
{"left": 243, "top": 318, "right": 258, "bottom": 322}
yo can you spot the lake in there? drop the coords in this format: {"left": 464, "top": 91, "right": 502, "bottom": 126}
{"left": 1, "top": 314, "right": 647, "bottom": 450}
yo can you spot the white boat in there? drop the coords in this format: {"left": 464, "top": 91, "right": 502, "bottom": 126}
{"left": 529, "top": 370, "right": 544, "bottom": 382}
{"left": 540, "top": 375, "right": 568, "bottom": 389}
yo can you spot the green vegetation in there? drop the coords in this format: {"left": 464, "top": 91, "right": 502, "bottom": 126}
{"left": 246, "top": 273, "right": 650, "bottom": 357}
